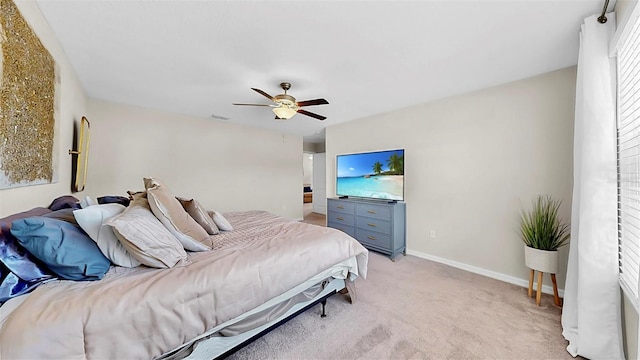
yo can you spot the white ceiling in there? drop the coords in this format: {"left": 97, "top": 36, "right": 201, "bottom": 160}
{"left": 35, "top": 0, "right": 608, "bottom": 143}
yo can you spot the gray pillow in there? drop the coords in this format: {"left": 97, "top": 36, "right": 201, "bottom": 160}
{"left": 207, "top": 210, "right": 234, "bottom": 231}
{"left": 106, "top": 198, "right": 187, "bottom": 269}
{"left": 177, "top": 198, "right": 219, "bottom": 235}
{"left": 144, "top": 178, "right": 212, "bottom": 250}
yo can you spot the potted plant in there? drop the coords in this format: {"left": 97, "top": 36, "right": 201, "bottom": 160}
{"left": 520, "top": 195, "right": 570, "bottom": 306}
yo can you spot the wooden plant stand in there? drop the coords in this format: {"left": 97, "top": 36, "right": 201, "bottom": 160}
{"left": 528, "top": 269, "right": 562, "bottom": 307}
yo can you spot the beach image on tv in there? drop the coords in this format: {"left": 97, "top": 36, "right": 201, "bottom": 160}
{"left": 337, "top": 149, "right": 404, "bottom": 200}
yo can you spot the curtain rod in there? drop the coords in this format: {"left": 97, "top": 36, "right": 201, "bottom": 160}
{"left": 598, "top": 0, "right": 610, "bottom": 23}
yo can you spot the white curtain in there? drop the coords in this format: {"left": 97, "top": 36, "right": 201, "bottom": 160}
{"left": 561, "top": 13, "right": 624, "bottom": 359}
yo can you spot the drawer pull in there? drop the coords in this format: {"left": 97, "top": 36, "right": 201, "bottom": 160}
{"left": 367, "top": 235, "right": 377, "bottom": 241}
{"left": 337, "top": 216, "right": 344, "bottom": 221}
{"left": 337, "top": 206, "right": 344, "bottom": 209}
{"left": 367, "top": 210, "right": 376, "bottom": 214}
{"left": 367, "top": 223, "right": 376, "bottom": 227}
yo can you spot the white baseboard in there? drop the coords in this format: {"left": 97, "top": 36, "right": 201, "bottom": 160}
{"left": 405, "top": 249, "right": 564, "bottom": 298}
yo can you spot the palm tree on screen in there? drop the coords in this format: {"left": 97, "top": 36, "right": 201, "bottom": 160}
{"left": 387, "top": 154, "right": 404, "bottom": 175}
{"left": 372, "top": 161, "right": 383, "bottom": 175}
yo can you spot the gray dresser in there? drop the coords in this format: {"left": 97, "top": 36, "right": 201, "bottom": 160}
{"left": 327, "top": 198, "right": 406, "bottom": 261}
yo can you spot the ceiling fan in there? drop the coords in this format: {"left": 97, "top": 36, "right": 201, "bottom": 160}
{"left": 233, "top": 82, "right": 329, "bottom": 120}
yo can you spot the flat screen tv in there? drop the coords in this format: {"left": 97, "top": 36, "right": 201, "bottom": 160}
{"left": 336, "top": 149, "right": 404, "bottom": 201}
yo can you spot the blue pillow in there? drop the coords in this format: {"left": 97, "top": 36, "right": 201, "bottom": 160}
{"left": 10, "top": 217, "right": 110, "bottom": 281}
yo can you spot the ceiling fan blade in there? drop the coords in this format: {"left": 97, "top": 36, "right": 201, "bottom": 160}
{"left": 251, "top": 88, "right": 275, "bottom": 101}
{"left": 297, "top": 109, "right": 326, "bottom": 121}
{"left": 296, "top": 98, "right": 329, "bottom": 107}
{"left": 232, "top": 103, "right": 272, "bottom": 106}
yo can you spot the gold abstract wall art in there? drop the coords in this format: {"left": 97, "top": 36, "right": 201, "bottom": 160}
{"left": 0, "top": 0, "right": 57, "bottom": 189}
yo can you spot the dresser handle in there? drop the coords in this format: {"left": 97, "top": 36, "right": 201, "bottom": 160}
{"left": 367, "top": 210, "right": 376, "bottom": 214}
{"left": 337, "top": 206, "right": 344, "bottom": 209}
{"left": 337, "top": 216, "right": 344, "bottom": 221}
{"left": 367, "top": 235, "right": 377, "bottom": 240}
{"left": 367, "top": 223, "right": 376, "bottom": 227}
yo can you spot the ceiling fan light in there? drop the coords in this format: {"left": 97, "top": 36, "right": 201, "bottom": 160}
{"left": 272, "top": 106, "right": 297, "bottom": 119}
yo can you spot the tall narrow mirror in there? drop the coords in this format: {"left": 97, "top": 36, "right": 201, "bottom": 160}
{"left": 69, "top": 116, "right": 90, "bottom": 192}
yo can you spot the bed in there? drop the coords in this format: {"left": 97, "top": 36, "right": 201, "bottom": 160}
{"left": 0, "top": 192, "right": 368, "bottom": 359}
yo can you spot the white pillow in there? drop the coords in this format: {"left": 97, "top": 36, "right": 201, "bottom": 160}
{"left": 74, "top": 204, "right": 141, "bottom": 268}
{"left": 79, "top": 195, "right": 97, "bottom": 209}
{"left": 207, "top": 210, "right": 234, "bottom": 231}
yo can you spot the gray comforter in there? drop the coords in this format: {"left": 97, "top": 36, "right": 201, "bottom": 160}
{"left": 0, "top": 211, "right": 368, "bottom": 359}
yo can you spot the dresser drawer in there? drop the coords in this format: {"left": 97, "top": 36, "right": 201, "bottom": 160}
{"left": 328, "top": 222, "right": 356, "bottom": 238}
{"left": 327, "top": 212, "right": 355, "bottom": 226}
{"left": 356, "top": 203, "right": 392, "bottom": 221}
{"left": 328, "top": 200, "right": 356, "bottom": 214}
{"left": 328, "top": 197, "right": 405, "bottom": 261}
{"left": 356, "top": 217, "right": 391, "bottom": 235}
{"left": 356, "top": 228, "right": 391, "bottom": 250}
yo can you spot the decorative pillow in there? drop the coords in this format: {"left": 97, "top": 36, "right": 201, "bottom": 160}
{"left": 10, "top": 217, "right": 111, "bottom": 281}
{"left": 207, "top": 210, "right": 234, "bottom": 231}
{"left": 0, "top": 272, "right": 52, "bottom": 304}
{"left": 48, "top": 195, "right": 81, "bottom": 211}
{"left": 0, "top": 215, "right": 57, "bottom": 303}
{"left": 0, "top": 227, "right": 56, "bottom": 283}
{"left": 79, "top": 195, "right": 97, "bottom": 209}
{"left": 177, "top": 198, "right": 219, "bottom": 235}
{"left": 144, "top": 178, "right": 212, "bottom": 250}
{"left": 143, "top": 177, "right": 160, "bottom": 190}
{"left": 106, "top": 199, "right": 187, "bottom": 269}
{"left": 127, "top": 190, "right": 146, "bottom": 201}
{"left": 97, "top": 195, "right": 130, "bottom": 207}
{"left": 74, "top": 204, "right": 141, "bottom": 268}
{"left": 0, "top": 209, "right": 57, "bottom": 281}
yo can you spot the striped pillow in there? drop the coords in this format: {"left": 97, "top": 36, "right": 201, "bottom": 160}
{"left": 106, "top": 198, "right": 186, "bottom": 268}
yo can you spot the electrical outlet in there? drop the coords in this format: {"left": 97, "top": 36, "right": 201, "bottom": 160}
{"left": 429, "top": 230, "right": 436, "bottom": 239}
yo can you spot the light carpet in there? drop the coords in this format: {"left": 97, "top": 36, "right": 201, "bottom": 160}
{"left": 227, "top": 251, "right": 572, "bottom": 359}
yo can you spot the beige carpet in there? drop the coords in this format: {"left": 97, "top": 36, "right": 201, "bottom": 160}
{"left": 301, "top": 212, "right": 326, "bottom": 227}
{"left": 301, "top": 203, "right": 326, "bottom": 227}
{"left": 228, "top": 250, "right": 571, "bottom": 360}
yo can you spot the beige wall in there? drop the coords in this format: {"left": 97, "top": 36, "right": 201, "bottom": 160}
{"left": 327, "top": 67, "right": 575, "bottom": 290}
{"left": 303, "top": 154, "right": 313, "bottom": 186}
{"left": 86, "top": 99, "right": 303, "bottom": 220}
{"left": 0, "top": 0, "right": 87, "bottom": 217}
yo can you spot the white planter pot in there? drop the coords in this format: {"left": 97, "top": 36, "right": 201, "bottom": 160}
{"left": 524, "top": 245, "right": 559, "bottom": 274}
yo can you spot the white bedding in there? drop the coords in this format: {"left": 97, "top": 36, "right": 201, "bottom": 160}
{"left": 0, "top": 211, "right": 368, "bottom": 359}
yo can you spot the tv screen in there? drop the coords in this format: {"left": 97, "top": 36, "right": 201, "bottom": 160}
{"left": 336, "top": 149, "right": 404, "bottom": 201}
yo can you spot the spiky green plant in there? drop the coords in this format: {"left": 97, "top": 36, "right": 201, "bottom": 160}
{"left": 520, "top": 195, "right": 570, "bottom": 251}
